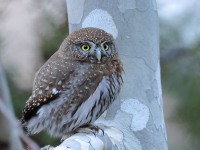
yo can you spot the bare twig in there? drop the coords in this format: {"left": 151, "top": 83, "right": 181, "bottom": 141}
{"left": 0, "top": 64, "right": 40, "bottom": 150}
{"left": 0, "top": 98, "right": 40, "bottom": 150}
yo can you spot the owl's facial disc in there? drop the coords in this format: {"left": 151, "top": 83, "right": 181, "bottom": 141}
{"left": 75, "top": 40, "right": 114, "bottom": 63}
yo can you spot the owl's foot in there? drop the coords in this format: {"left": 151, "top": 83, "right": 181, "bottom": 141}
{"left": 61, "top": 124, "right": 104, "bottom": 142}
{"left": 75, "top": 124, "right": 104, "bottom": 136}
{"left": 61, "top": 134, "right": 73, "bottom": 142}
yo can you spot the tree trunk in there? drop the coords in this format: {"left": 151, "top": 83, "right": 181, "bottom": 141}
{"left": 45, "top": 0, "right": 168, "bottom": 149}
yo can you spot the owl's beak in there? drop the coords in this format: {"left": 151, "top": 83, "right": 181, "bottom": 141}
{"left": 95, "top": 48, "right": 102, "bottom": 62}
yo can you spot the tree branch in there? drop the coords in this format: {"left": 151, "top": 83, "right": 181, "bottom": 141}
{"left": 0, "top": 64, "right": 40, "bottom": 150}
{"left": 41, "top": 123, "right": 124, "bottom": 150}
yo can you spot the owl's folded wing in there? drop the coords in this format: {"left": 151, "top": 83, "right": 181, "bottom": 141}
{"left": 21, "top": 57, "right": 103, "bottom": 124}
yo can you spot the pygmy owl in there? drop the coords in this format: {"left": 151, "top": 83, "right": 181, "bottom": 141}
{"left": 21, "top": 27, "right": 123, "bottom": 137}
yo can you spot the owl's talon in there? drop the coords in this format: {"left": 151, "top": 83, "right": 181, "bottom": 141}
{"left": 61, "top": 134, "right": 73, "bottom": 142}
{"left": 60, "top": 132, "right": 76, "bottom": 142}
{"left": 100, "top": 128, "right": 104, "bottom": 136}
{"left": 87, "top": 124, "right": 104, "bottom": 136}
{"left": 74, "top": 124, "right": 104, "bottom": 136}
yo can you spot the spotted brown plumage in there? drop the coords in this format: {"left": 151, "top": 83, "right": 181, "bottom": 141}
{"left": 21, "top": 27, "right": 123, "bottom": 137}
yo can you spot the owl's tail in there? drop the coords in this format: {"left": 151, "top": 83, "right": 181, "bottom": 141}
{"left": 19, "top": 119, "right": 40, "bottom": 150}
{"left": 20, "top": 118, "right": 29, "bottom": 134}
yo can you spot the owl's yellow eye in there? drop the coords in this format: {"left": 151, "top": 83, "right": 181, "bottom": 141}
{"left": 103, "top": 43, "right": 109, "bottom": 51}
{"left": 81, "top": 44, "right": 90, "bottom": 51}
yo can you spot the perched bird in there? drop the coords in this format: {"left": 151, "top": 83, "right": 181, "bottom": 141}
{"left": 21, "top": 27, "right": 123, "bottom": 137}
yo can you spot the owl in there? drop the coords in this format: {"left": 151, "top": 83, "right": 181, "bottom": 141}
{"left": 21, "top": 27, "right": 123, "bottom": 137}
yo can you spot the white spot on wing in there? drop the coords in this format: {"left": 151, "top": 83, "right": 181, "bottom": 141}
{"left": 52, "top": 88, "right": 59, "bottom": 95}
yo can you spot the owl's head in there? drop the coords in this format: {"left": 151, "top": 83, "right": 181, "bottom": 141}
{"left": 60, "top": 27, "right": 118, "bottom": 63}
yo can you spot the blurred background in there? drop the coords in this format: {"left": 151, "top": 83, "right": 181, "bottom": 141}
{"left": 0, "top": 0, "right": 199, "bottom": 149}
